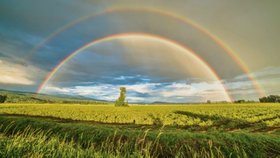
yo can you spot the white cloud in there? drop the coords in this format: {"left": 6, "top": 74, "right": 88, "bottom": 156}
{"left": 43, "top": 81, "right": 229, "bottom": 103}
{"left": 44, "top": 84, "right": 119, "bottom": 101}
{"left": 158, "top": 82, "right": 226, "bottom": 101}
{"left": 160, "top": 83, "right": 192, "bottom": 97}
{"left": 125, "top": 83, "right": 160, "bottom": 93}
{"left": 43, "top": 86, "right": 71, "bottom": 93}
{"left": 0, "top": 60, "right": 35, "bottom": 85}
{"left": 222, "top": 67, "right": 280, "bottom": 100}
{"left": 114, "top": 76, "right": 136, "bottom": 80}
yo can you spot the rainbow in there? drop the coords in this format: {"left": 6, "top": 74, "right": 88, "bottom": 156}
{"left": 31, "top": 7, "right": 264, "bottom": 97}
{"left": 37, "top": 33, "right": 233, "bottom": 102}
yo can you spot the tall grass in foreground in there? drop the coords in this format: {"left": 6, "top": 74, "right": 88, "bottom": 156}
{"left": 0, "top": 115, "right": 279, "bottom": 158}
{"left": 0, "top": 124, "right": 256, "bottom": 158}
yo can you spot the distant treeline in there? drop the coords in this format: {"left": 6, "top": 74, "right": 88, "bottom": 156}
{"left": 259, "top": 95, "right": 280, "bottom": 103}
{"left": 232, "top": 95, "right": 280, "bottom": 103}
{"left": 233, "top": 100, "right": 258, "bottom": 103}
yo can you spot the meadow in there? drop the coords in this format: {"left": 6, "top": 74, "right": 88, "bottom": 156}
{"left": 0, "top": 103, "right": 279, "bottom": 157}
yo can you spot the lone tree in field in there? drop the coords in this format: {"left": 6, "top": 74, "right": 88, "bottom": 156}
{"left": 115, "top": 87, "right": 128, "bottom": 107}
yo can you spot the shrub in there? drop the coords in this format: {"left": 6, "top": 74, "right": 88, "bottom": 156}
{"left": 0, "top": 95, "right": 7, "bottom": 103}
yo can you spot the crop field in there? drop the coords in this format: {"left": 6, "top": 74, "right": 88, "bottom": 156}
{"left": 0, "top": 103, "right": 280, "bottom": 157}
{"left": 0, "top": 103, "right": 280, "bottom": 130}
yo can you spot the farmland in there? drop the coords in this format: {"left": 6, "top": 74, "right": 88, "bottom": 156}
{"left": 0, "top": 103, "right": 280, "bottom": 130}
{"left": 0, "top": 103, "right": 280, "bottom": 157}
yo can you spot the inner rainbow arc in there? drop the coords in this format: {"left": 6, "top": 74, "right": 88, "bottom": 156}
{"left": 37, "top": 33, "right": 232, "bottom": 102}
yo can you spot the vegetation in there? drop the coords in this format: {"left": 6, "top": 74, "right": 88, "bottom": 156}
{"left": 0, "top": 89, "right": 107, "bottom": 104}
{"left": 0, "top": 114, "right": 279, "bottom": 158}
{"left": 0, "top": 103, "right": 279, "bottom": 157}
{"left": 115, "top": 87, "right": 128, "bottom": 107}
{"left": 1, "top": 103, "right": 279, "bottom": 128}
{"left": 260, "top": 95, "right": 280, "bottom": 103}
{"left": 0, "top": 95, "right": 7, "bottom": 103}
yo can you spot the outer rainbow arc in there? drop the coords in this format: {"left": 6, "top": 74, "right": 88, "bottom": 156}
{"left": 37, "top": 33, "right": 233, "bottom": 102}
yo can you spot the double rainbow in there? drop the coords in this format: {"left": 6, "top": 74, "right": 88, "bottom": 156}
{"left": 31, "top": 7, "right": 265, "bottom": 100}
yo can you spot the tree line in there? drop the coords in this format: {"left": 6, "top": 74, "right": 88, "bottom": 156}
{"left": 259, "top": 95, "right": 280, "bottom": 103}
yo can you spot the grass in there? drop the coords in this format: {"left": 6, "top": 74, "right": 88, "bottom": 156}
{"left": 0, "top": 115, "right": 280, "bottom": 157}
{"left": 0, "top": 103, "right": 279, "bottom": 157}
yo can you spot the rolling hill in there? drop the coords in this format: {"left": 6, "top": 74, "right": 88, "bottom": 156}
{"left": 0, "top": 89, "right": 108, "bottom": 104}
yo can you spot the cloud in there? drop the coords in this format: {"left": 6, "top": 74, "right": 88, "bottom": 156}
{"left": 157, "top": 82, "right": 227, "bottom": 101}
{"left": 0, "top": 60, "right": 34, "bottom": 85}
{"left": 223, "top": 67, "right": 280, "bottom": 100}
{"left": 126, "top": 83, "right": 161, "bottom": 93}
{"left": 48, "top": 35, "right": 221, "bottom": 87}
{"left": 43, "top": 81, "right": 229, "bottom": 103}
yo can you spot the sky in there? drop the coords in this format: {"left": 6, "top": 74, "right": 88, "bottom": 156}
{"left": 0, "top": 0, "right": 280, "bottom": 103}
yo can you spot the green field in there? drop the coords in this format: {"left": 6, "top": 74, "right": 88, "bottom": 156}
{"left": 0, "top": 103, "right": 280, "bottom": 157}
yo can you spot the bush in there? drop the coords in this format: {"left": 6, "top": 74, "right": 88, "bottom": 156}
{"left": 0, "top": 95, "right": 7, "bottom": 103}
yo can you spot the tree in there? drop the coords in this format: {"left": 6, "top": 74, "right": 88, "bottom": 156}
{"left": 259, "top": 95, "right": 280, "bottom": 103}
{"left": 115, "top": 87, "right": 128, "bottom": 107}
{"left": 0, "top": 95, "right": 7, "bottom": 103}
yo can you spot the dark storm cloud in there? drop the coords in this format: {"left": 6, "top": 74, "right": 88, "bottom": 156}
{"left": 0, "top": 0, "right": 103, "bottom": 35}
